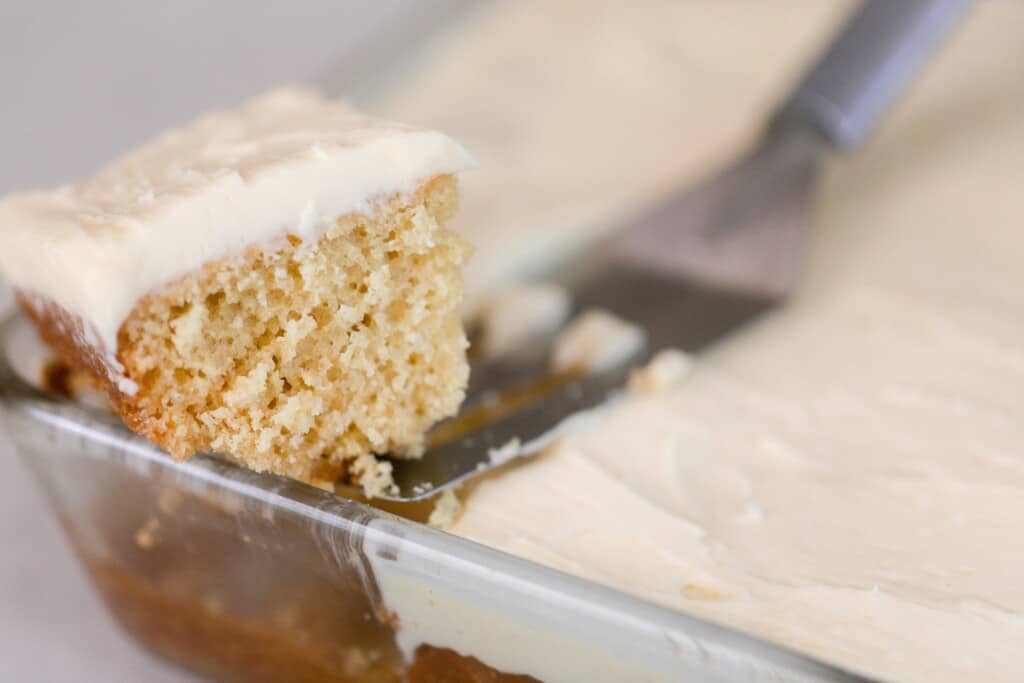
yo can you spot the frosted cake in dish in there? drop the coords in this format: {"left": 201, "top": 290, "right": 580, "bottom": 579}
{"left": 0, "top": 88, "right": 474, "bottom": 493}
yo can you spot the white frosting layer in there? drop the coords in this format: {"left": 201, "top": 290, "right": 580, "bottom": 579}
{"left": 373, "top": 1, "right": 1024, "bottom": 681}
{"left": 0, "top": 88, "right": 473, "bottom": 351}
{"left": 367, "top": 539, "right": 682, "bottom": 683}
{"left": 475, "top": 283, "right": 570, "bottom": 357}
{"left": 550, "top": 309, "right": 645, "bottom": 375}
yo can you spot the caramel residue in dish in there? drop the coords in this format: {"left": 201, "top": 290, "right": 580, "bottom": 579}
{"left": 40, "top": 357, "right": 74, "bottom": 399}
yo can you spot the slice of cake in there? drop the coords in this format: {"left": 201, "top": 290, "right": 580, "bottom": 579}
{"left": 0, "top": 88, "right": 475, "bottom": 494}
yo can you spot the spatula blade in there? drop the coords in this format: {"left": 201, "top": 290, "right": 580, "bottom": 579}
{"left": 379, "top": 125, "right": 825, "bottom": 501}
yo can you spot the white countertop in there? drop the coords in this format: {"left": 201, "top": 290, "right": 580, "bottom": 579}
{"left": 0, "top": 3, "right": 410, "bottom": 680}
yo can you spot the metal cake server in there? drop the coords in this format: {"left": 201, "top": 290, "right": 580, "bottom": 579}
{"left": 373, "top": 0, "right": 971, "bottom": 501}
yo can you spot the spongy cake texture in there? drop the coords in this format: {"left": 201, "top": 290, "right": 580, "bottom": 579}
{"left": 26, "top": 175, "right": 469, "bottom": 493}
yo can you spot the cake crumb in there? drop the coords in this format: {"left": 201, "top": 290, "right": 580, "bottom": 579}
{"left": 428, "top": 488, "right": 462, "bottom": 529}
{"left": 376, "top": 606, "right": 401, "bottom": 628}
{"left": 550, "top": 309, "right": 645, "bottom": 375}
{"left": 628, "top": 349, "right": 693, "bottom": 394}
{"left": 133, "top": 517, "right": 161, "bottom": 549}
{"left": 488, "top": 438, "right": 521, "bottom": 465}
{"left": 350, "top": 454, "right": 397, "bottom": 500}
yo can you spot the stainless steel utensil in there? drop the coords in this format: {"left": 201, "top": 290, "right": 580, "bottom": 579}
{"left": 379, "top": 0, "right": 971, "bottom": 501}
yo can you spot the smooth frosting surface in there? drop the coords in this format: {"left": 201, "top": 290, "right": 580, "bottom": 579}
{"left": 0, "top": 88, "right": 473, "bottom": 350}
{"left": 373, "top": 1, "right": 1024, "bottom": 681}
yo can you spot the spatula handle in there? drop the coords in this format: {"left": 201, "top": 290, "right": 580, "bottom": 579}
{"left": 775, "top": 0, "right": 971, "bottom": 149}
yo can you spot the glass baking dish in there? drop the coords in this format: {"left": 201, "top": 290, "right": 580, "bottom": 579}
{"left": 0, "top": 314, "right": 872, "bottom": 682}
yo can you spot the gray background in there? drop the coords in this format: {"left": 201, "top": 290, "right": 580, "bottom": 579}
{"left": 0, "top": 3, "right": 411, "bottom": 680}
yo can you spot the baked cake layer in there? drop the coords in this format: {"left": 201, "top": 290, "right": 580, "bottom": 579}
{"left": 2, "top": 89, "right": 475, "bottom": 493}
{"left": 21, "top": 175, "right": 468, "bottom": 492}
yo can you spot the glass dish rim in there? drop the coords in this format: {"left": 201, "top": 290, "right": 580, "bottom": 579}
{"left": 0, "top": 313, "right": 874, "bottom": 683}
